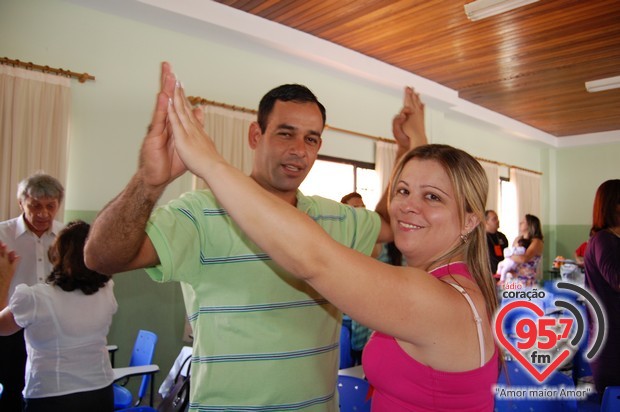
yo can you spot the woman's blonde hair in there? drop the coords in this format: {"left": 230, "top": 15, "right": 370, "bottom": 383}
{"left": 388, "top": 144, "right": 498, "bottom": 317}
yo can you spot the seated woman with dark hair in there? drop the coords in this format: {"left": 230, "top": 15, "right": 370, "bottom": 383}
{"left": 0, "top": 221, "right": 117, "bottom": 412}
{"left": 506, "top": 214, "right": 544, "bottom": 287}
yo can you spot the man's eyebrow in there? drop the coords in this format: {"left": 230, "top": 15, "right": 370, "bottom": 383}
{"left": 276, "top": 123, "right": 322, "bottom": 137}
{"left": 276, "top": 123, "right": 296, "bottom": 131}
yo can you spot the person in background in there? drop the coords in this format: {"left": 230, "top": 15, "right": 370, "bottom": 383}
{"left": 340, "top": 192, "right": 379, "bottom": 365}
{"left": 340, "top": 192, "right": 383, "bottom": 259}
{"left": 167, "top": 78, "right": 499, "bottom": 410}
{"left": 340, "top": 192, "right": 365, "bottom": 208}
{"left": 0, "top": 221, "right": 117, "bottom": 412}
{"left": 84, "top": 62, "right": 426, "bottom": 410}
{"left": 574, "top": 227, "right": 594, "bottom": 267}
{"left": 495, "top": 241, "right": 526, "bottom": 285}
{"left": 584, "top": 179, "right": 620, "bottom": 397}
{"left": 0, "top": 173, "right": 65, "bottom": 411}
{"left": 485, "top": 210, "right": 509, "bottom": 275}
{"left": 508, "top": 214, "right": 544, "bottom": 287}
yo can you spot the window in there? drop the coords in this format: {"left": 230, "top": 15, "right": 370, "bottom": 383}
{"left": 300, "top": 156, "right": 381, "bottom": 208}
{"left": 499, "top": 178, "right": 519, "bottom": 245}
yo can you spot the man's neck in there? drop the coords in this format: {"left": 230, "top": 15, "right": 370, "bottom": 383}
{"left": 250, "top": 175, "right": 298, "bottom": 206}
{"left": 24, "top": 219, "right": 47, "bottom": 238}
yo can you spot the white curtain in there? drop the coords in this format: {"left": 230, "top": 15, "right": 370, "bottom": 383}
{"left": 480, "top": 161, "right": 500, "bottom": 212}
{"left": 511, "top": 167, "right": 541, "bottom": 221}
{"left": 0, "top": 66, "right": 71, "bottom": 221}
{"left": 193, "top": 105, "right": 255, "bottom": 190}
{"left": 375, "top": 141, "right": 398, "bottom": 192}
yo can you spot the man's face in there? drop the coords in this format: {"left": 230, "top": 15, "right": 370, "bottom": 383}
{"left": 19, "top": 196, "right": 60, "bottom": 237}
{"left": 485, "top": 212, "right": 500, "bottom": 233}
{"left": 250, "top": 100, "right": 324, "bottom": 200}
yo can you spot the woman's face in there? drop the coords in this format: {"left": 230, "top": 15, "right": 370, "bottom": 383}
{"left": 519, "top": 217, "right": 528, "bottom": 235}
{"left": 389, "top": 158, "right": 466, "bottom": 268}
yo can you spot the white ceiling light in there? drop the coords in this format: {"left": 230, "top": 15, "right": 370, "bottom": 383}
{"left": 585, "top": 76, "right": 620, "bottom": 93}
{"left": 464, "top": 0, "right": 540, "bottom": 21}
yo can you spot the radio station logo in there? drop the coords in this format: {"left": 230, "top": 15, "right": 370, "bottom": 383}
{"left": 494, "top": 281, "right": 606, "bottom": 384}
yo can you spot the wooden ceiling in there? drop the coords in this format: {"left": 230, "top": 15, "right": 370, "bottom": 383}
{"left": 214, "top": 0, "right": 620, "bottom": 138}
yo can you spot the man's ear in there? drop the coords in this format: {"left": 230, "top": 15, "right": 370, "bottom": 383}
{"left": 248, "top": 121, "right": 262, "bottom": 150}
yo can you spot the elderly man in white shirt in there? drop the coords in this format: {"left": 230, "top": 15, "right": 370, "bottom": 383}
{"left": 0, "top": 173, "right": 64, "bottom": 411}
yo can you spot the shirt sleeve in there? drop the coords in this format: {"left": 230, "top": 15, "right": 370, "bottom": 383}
{"left": 145, "top": 192, "right": 205, "bottom": 283}
{"left": 344, "top": 206, "right": 381, "bottom": 256}
{"left": 9, "top": 284, "right": 36, "bottom": 329}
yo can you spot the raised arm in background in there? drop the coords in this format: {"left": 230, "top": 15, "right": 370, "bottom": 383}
{"left": 0, "top": 243, "right": 21, "bottom": 336}
{"left": 0, "top": 243, "right": 20, "bottom": 310}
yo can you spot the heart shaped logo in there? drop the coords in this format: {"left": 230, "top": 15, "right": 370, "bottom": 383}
{"left": 495, "top": 300, "right": 573, "bottom": 383}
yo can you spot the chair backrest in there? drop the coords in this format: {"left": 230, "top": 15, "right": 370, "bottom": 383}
{"left": 340, "top": 325, "right": 354, "bottom": 369}
{"left": 495, "top": 360, "right": 577, "bottom": 412}
{"left": 337, "top": 375, "right": 371, "bottom": 412}
{"left": 601, "top": 386, "right": 620, "bottom": 412}
{"left": 129, "top": 330, "right": 158, "bottom": 400}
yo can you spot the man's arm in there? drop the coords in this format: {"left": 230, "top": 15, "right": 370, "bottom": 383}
{"left": 84, "top": 62, "right": 186, "bottom": 275}
{"left": 374, "top": 87, "right": 428, "bottom": 243}
{"left": 84, "top": 175, "right": 163, "bottom": 274}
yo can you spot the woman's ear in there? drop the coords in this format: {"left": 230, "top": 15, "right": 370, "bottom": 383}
{"left": 463, "top": 213, "right": 481, "bottom": 235}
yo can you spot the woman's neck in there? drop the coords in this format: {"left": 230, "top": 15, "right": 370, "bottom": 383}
{"left": 608, "top": 226, "right": 620, "bottom": 238}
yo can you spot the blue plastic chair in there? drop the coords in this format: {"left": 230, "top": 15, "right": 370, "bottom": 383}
{"left": 495, "top": 360, "right": 577, "bottom": 411}
{"left": 601, "top": 386, "right": 620, "bottom": 412}
{"left": 340, "top": 325, "right": 354, "bottom": 369}
{"left": 337, "top": 375, "right": 371, "bottom": 412}
{"left": 114, "top": 330, "right": 159, "bottom": 409}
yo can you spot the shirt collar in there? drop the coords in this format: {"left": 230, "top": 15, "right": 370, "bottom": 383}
{"left": 15, "top": 214, "right": 62, "bottom": 238}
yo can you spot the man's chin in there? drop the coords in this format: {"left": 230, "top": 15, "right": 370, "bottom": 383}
{"left": 33, "top": 224, "right": 51, "bottom": 232}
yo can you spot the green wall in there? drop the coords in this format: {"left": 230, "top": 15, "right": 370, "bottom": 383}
{"left": 551, "top": 141, "right": 620, "bottom": 263}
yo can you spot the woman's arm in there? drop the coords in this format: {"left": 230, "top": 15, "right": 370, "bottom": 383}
{"left": 167, "top": 82, "right": 460, "bottom": 345}
{"left": 0, "top": 307, "right": 21, "bottom": 336}
{"left": 591, "top": 232, "right": 620, "bottom": 292}
{"left": 510, "top": 238, "right": 544, "bottom": 264}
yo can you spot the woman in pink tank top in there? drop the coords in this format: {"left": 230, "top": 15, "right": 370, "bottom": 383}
{"left": 167, "top": 78, "right": 500, "bottom": 411}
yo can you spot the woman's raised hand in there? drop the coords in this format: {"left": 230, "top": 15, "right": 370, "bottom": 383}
{"left": 166, "top": 79, "right": 224, "bottom": 181}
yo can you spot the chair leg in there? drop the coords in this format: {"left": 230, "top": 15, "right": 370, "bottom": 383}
{"left": 149, "top": 374, "right": 154, "bottom": 406}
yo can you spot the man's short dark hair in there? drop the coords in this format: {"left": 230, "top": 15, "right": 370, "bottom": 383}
{"left": 341, "top": 192, "right": 362, "bottom": 204}
{"left": 257, "top": 84, "right": 326, "bottom": 133}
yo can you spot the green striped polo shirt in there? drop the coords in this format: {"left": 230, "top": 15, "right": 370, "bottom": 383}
{"left": 145, "top": 189, "right": 380, "bottom": 411}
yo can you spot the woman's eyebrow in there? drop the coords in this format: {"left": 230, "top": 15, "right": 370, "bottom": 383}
{"left": 421, "top": 183, "right": 451, "bottom": 197}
